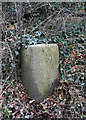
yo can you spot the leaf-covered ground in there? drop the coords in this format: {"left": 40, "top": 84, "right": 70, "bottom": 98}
{"left": 1, "top": 33, "right": 86, "bottom": 119}
{"left": 1, "top": 81, "right": 85, "bottom": 119}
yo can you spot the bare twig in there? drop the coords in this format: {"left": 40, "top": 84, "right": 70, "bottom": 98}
{"left": 33, "top": 3, "right": 49, "bottom": 12}
{"left": 29, "top": 8, "right": 65, "bottom": 34}
{"left": 0, "top": 71, "right": 13, "bottom": 93}
{"left": 4, "top": 37, "right": 14, "bottom": 61}
{"left": 1, "top": 79, "right": 16, "bottom": 96}
{"left": 31, "top": 3, "right": 46, "bottom": 12}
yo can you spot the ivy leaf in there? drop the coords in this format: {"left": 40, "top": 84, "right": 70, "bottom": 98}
{"left": 17, "top": 36, "right": 21, "bottom": 40}
{"left": 81, "top": 38, "right": 84, "bottom": 41}
{"left": 68, "top": 78, "right": 74, "bottom": 82}
{"left": 18, "top": 46, "right": 21, "bottom": 50}
{"left": 25, "top": 45, "right": 28, "bottom": 49}
{"left": 35, "top": 31, "right": 41, "bottom": 37}
{"left": 26, "top": 34, "right": 30, "bottom": 38}
{"left": 15, "top": 51, "right": 19, "bottom": 56}
{"left": 2, "top": 63, "right": 6, "bottom": 67}
{"left": 22, "top": 38, "right": 27, "bottom": 42}
{"left": 39, "top": 33, "right": 47, "bottom": 42}
{"left": 81, "top": 83, "right": 85, "bottom": 86}
{"left": 11, "top": 63, "right": 15, "bottom": 68}
{"left": 25, "top": 115, "right": 30, "bottom": 119}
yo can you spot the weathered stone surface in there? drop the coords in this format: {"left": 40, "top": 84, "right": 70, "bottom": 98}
{"left": 21, "top": 44, "right": 59, "bottom": 102}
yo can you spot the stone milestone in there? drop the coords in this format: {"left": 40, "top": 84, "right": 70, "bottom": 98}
{"left": 21, "top": 44, "right": 59, "bottom": 102}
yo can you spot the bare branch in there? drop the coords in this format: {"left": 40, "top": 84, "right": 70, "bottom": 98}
{"left": 1, "top": 79, "right": 16, "bottom": 96}
{"left": 29, "top": 8, "right": 65, "bottom": 34}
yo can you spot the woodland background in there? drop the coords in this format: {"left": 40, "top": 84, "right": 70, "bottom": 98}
{"left": 0, "top": 2, "right": 86, "bottom": 119}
